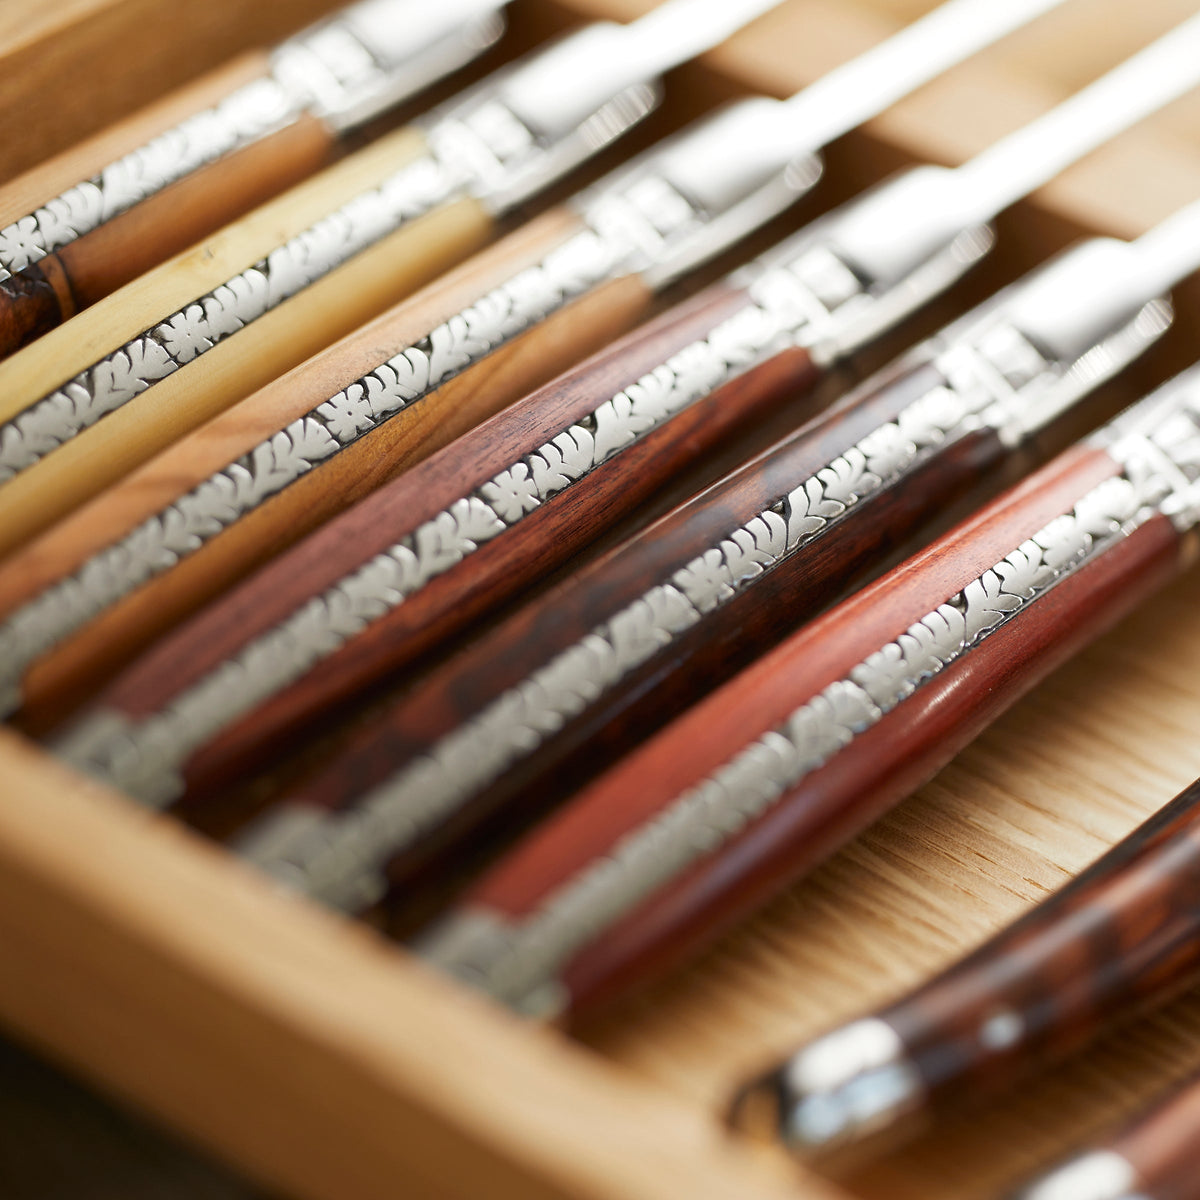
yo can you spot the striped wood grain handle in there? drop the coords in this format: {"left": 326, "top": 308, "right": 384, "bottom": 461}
{"left": 734, "top": 777, "right": 1200, "bottom": 1161}
{"left": 416, "top": 413, "right": 1198, "bottom": 1020}
{"left": 48, "top": 275, "right": 816, "bottom": 805}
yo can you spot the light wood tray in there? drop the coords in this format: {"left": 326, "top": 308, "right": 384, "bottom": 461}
{"left": 2, "top": 2, "right": 1200, "bottom": 1198}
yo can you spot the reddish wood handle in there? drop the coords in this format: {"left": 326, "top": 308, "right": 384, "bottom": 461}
{"left": 881, "top": 777, "right": 1200, "bottom": 1115}
{"left": 55, "top": 279, "right": 823, "bottom": 807}
{"left": 1109, "top": 1071, "right": 1200, "bottom": 1200}
{"left": 413, "top": 443, "right": 1186, "bottom": 1020}
{"left": 270, "top": 354, "right": 1006, "bottom": 889}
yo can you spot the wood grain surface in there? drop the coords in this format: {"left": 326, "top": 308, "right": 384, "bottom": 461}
{"left": 4, "top": 4, "right": 1200, "bottom": 1200}
{"left": 180, "top": 287, "right": 806, "bottom": 800}
{"left": 0, "top": 726, "right": 827, "bottom": 1200}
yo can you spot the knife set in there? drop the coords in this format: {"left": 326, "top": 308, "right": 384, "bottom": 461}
{"left": 2, "top": 2, "right": 1200, "bottom": 1198}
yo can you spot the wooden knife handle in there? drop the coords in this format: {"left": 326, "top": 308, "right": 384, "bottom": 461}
{"left": 1012, "top": 1070, "right": 1200, "bottom": 1200}
{"left": 248, "top": 350, "right": 1010, "bottom": 897}
{"left": 735, "top": 777, "right": 1200, "bottom": 1162}
{"left": 0, "top": 117, "right": 336, "bottom": 356}
{"left": 0, "top": 124, "right": 495, "bottom": 558}
{"left": 49, "top": 276, "right": 819, "bottom": 806}
{"left": 416, "top": 437, "right": 1191, "bottom": 1020}
{"left": 0, "top": 207, "right": 640, "bottom": 728}
{"left": 886, "top": 778, "right": 1200, "bottom": 1113}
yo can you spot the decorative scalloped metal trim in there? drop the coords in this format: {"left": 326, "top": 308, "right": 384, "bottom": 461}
{"left": 234, "top": 334, "right": 1035, "bottom": 910}
{"left": 417, "top": 470, "right": 1168, "bottom": 1008}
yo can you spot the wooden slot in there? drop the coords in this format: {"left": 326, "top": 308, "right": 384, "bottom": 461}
{"left": 2, "top": 2, "right": 1200, "bottom": 1199}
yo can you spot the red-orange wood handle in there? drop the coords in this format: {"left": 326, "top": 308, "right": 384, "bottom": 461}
{"left": 50, "top": 280, "right": 820, "bottom": 805}
{"left": 414, "top": 432, "right": 1192, "bottom": 1021}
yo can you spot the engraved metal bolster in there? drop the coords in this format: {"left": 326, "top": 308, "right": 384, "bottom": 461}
{"left": 1093, "top": 365, "right": 1200, "bottom": 533}
{"left": 415, "top": 466, "right": 1182, "bottom": 1012}
{"left": 272, "top": 0, "right": 509, "bottom": 135}
{"left": 729, "top": 1019, "right": 926, "bottom": 1155}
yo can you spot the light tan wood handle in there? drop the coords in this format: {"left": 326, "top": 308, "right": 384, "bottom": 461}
{"left": 0, "top": 123, "right": 497, "bottom": 559}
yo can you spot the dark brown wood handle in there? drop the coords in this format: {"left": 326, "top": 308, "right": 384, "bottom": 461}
{"left": 272, "top": 353, "right": 1007, "bottom": 890}
{"left": 412, "top": 443, "right": 1187, "bottom": 1020}
{"left": 880, "top": 777, "right": 1200, "bottom": 1117}
{"left": 0, "top": 117, "right": 335, "bottom": 358}
{"left": 51, "top": 278, "right": 819, "bottom": 807}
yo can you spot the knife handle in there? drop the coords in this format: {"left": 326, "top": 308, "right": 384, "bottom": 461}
{"left": 0, "top": 123, "right": 496, "bottom": 558}
{"left": 732, "top": 777, "right": 1200, "bottom": 1160}
{"left": 1012, "top": 1070, "right": 1200, "bottom": 1200}
{"left": 241, "top": 351, "right": 1008, "bottom": 898}
{"left": 1, "top": 207, "right": 643, "bottom": 728}
{"left": 0, "top": 114, "right": 335, "bottom": 357}
{"left": 49, "top": 277, "right": 815, "bottom": 807}
{"left": 416, "top": 430, "right": 1192, "bottom": 1020}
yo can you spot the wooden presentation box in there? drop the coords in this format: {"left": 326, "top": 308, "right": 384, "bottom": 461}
{"left": 1, "top": 1, "right": 1200, "bottom": 1197}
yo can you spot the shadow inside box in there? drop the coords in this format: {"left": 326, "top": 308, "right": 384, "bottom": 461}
{"left": 0, "top": 1036, "right": 267, "bottom": 1200}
